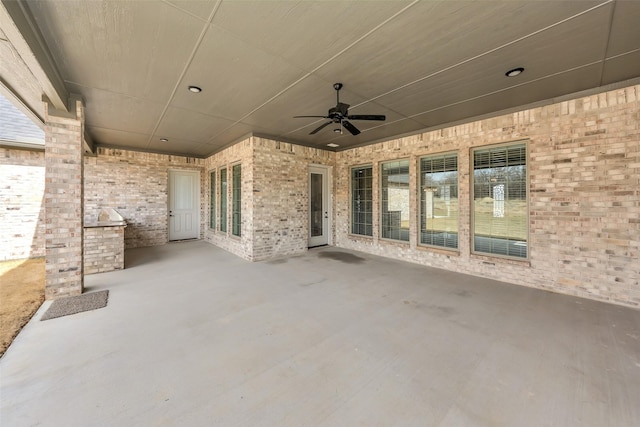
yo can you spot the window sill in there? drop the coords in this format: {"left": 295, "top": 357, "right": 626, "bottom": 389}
{"left": 470, "top": 253, "right": 531, "bottom": 267}
{"left": 347, "top": 233, "right": 374, "bottom": 240}
{"left": 416, "top": 244, "right": 460, "bottom": 257}
{"left": 379, "top": 237, "right": 410, "bottom": 246}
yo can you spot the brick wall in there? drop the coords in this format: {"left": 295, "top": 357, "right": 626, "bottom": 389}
{"left": 251, "top": 137, "right": 334, "bottom": 261}
{"left": 202, "top": 136, "right": 335, "bottom": 261}
{"left": 204, "top": 137, "right": 254, "bottom": 259}
{"left": 334, "top": 84, "right": 640, "bottom": 307}
{"left": 2, "top": 146, "right": 207, "bottom": 260}
{"left": 84, "top": 148, "right": 205, "bottom": 249}
{"left": 0, "top": 148, "right": 45, "bottom": 261}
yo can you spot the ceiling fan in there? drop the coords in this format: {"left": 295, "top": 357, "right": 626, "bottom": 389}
{"left": 294, "top": 83, "right": 386, "bottom": 135}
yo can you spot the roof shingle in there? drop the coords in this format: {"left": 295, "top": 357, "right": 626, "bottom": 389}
{"left": 0, "top": 93, "right": 44, "bottom": 144}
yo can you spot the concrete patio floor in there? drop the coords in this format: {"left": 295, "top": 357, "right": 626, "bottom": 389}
{"left": 1, "top": 240, "right": 639, "bottom": 426}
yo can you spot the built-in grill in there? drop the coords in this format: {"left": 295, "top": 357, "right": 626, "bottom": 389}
{"left": 96, "top": 207, "right": 126, "bottom": 226}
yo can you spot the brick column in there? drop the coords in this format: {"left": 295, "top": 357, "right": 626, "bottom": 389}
{"left": 44, "top": 95, "right": 85, "bottom": 299}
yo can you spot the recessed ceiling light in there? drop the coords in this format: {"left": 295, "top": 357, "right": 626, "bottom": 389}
{"left": 327, "top": 143, "right": 339, "bottom": 148}
{"left": 333, "top": 128, "right": 341, "bottom": 133}
{"left": 505, "top": 67, "right": 524, "bottom": 77}
{"left": 160, "top": 138, "right": 168, "bottom": 142}
{"left": 188, "top": 85, "right": 202, "bottom": 93}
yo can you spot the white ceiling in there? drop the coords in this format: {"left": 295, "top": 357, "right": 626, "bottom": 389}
{"left": 1, "top": 0, "right": 639, "bottom": 157}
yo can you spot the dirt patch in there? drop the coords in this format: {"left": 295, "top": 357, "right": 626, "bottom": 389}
{"left": 0, "top": 258, "right": 45, "bottom": 357}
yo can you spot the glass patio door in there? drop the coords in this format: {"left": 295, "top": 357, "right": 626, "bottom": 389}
{"left": 308, "top": 165, "right": 329, "bottom": 247}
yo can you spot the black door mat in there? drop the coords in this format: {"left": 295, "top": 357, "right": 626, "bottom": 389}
{"left": 41, "top": 290, "right": 109, "bottom": 321}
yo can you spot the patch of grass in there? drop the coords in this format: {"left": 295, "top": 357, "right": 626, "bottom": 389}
{"left": 0, "top": 258, "right": 45, "bottom": 357}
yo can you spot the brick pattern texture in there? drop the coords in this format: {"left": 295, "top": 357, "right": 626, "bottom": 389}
{"left": 84, "top": 148, "right": 205, "bottom": 249}
{"left": 204, "top": 136, "right": 334, "bottom": 261}
{"left": 44, "top": 99, "right": 84, "bottom": 299}
{"left": 252, "top": 137, "right": 334, "bottom": 260}
{"left": 204, "top": 137, "right": 253, "bottom": 259}
{"left": 0, "top": 148, "right": 45, "bottom": 260}
{"left": 84, "top": 225, "right": 125, "bottom": 274}
{"left": 334, "top": 84, "right": 640, "bottom": 307}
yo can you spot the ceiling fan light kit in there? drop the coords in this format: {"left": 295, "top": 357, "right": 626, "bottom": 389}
{"left": 294, "top": 83, "right": 386, "bottom": 136}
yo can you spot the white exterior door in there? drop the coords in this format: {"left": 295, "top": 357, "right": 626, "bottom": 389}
{"left": 168, "top": 169, "right": 200, "bottom": 241}
{"left": 308, "top": 165, "right": 330, "bottom": 247}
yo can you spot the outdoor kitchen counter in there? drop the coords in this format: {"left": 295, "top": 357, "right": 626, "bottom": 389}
{"left": 84, "top": 220, "right": 127, "bottom": 228}
{"left": 83, "top": 222, "right": 126, "bottom": 274}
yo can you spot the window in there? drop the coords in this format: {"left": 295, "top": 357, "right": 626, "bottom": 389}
{"left": 381, "top": 159, "right": 410, "bottom": 242}
{"left": 420, "top": 153, "right": 458, "bottom": 249}
{"left": 232, "top": 164, "right": 241, "bottom": 237}
{"left": 351, "top": 166, "right": 373, "bottom": 236}
{"left": 472, "top": 143, "right": 527, "bottom": 258}
{"left": 220, "top": 167, "right": 227, "bottom": 233}
{"left": 209, "top": 171, "right": 216, "bottom": 229}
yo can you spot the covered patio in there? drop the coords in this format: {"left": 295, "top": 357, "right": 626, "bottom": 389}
{"left": 2, "top": 241, "right": 639, "bottom": 426}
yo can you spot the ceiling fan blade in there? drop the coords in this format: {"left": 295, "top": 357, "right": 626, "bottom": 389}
{"left": 294, "top": 115, "right": 329, "bottom": 119}
{"left": 342, "top": 120, "right": 360, "bottom": 136}
{"left": 310, "top": 121, "right": 333, "bottom": 135}
{"left": 347, "top": 114, "right": 386, "bottom": 121}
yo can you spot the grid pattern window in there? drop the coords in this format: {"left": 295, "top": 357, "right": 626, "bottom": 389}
{"left": 209, "top": 171, "right": 216, "bottom": 229}
{"left": 473, "top": 143, "right": 527, "bottom": 258}
{"left": 381, "top": 160, "right": 410, "bottom": 242}
{"left": 232, "top": 164, "right": 241, "bottom": 237}
{"left": 420, "top": 153, "right": 458, "bottom": 249}
{"left": 220, "top": 167, "right": 227, "bottom": 233}
{"left": 351, "top": 166, "right": 373, "bottom": 236}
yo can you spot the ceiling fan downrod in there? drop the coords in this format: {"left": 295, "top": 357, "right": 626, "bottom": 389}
{"left": 334, "top": 82, "right": 343, "bottom": 104}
